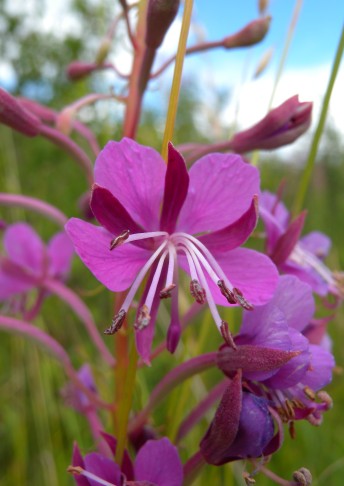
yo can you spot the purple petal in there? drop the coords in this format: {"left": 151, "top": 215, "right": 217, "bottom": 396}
{"left": 258, "top": 275, "right": 315, "bottom": 333}
{"left": 206, "top": 248, "right": 278, "bottom": 307}
{"left": 198, "top": 195, "right": 258, "bottom": 252}
{"left": 270, "top": 211, "right": 306, "bottom": 265}
{"left": 301, "top": 345, "right": 335, "bottom": 390}
{"left": 135, "top": 438, "right": 183, "bottom": 486}
{"left": 65, "top": 218, "right": 151, "bottom": 291}
{"left": 84, "top": 453, "right": 121, "bottom": 486}
{"left": 200, "top": 372, "right": 242, "bottom": 465}
{"left": 90, "top": 184, "right": 145, "bottom": 237}
{"left": 4, "top": 222, "right": 45, "bottom": 276}
{"left": 265, "top": 329, "right": 310, "bottom": 389}
{"left": 281, "top": 261, "right": 330, "bottom": 296}
{"left": 223, "top": 392, "right": 274, "bottom": 460}
{"left": 0, "top": 262, "right": 37, "bottom": 299}
{"left": 160, "top": 143, "right": 189, "bottom": 233}
{"left": 47, "top": 231, "right": 74, "bottom": 280}
{"left": 72, "top": 443, "right": 89, "bottom": 486}
{"left": 100, "top": 433, "right": 134, "bottom": 480}
{"left": 259, "top": 191, "right": 289, "bottom": 252}
{"left": 177, "top": 153, "right": 259, "bottom": 234}
{"left": 299, "top": 231, "right": 331, "bottom": 258}
{"left": 94, "top": 139, "right": 166, "bottom": 231}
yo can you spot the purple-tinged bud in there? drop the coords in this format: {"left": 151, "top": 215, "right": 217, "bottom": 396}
{"left": 292, "top": 467, "right": 312, "bottom": 486}
{"left": 66, "top": 61, "right": 109, "bottom": 81}
{"left": 145, "top": 0, "right": 180, "bottom": 49}
{"left": 0, "top": 88, "right": 41, "bottom": 136}
{"left": 229, "top": 95, "right": 313, "bottom": 152}
{"left": 223, "top": 16, "right": 271, "bottom": 48}
{"left": 18, "top": 97, "right": 57, "bottom": 123}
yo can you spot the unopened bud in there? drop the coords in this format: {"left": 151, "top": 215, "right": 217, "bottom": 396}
{"left": 66, "top": 61, "right": 102, "bottom": 81}
{"left": 258, "top": 0, "right": 269, "bottom": 15}
{"left": 292, "top": 467, "right": 312, "bottom": 485}
{"left": 223, "top": 16, "right": 271, "bottom": 49}
{"left": 145, "top": 0, "right": 180, "bottom": 49}
{"left": 0, "top": 88, "right": 41, "bottom": 136}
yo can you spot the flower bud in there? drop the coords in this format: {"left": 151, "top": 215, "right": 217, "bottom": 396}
{"left": 223, "top": 16, "right": 271, "bottom": 48}
{"left": 66, "top": 61, "right": 104, "bottom": 81}
{"left": 95, "top": 38, "right": 111, "bottom": 65}
{"left": 292, "top": 467, "right": 312, "bottom": 486}
{"left": 229, "top": 95, "right": 312, "bottom": 152}
{"left": 145, "top": 0, "right": 180, "bottom": 49}
{"left": 0, "top": 88, "right": 41, "bottom": 136}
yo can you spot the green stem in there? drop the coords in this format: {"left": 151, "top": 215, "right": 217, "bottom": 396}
{"left": 115, "top": 341, "right": 139, "bottom": 465}
{"left": 293, "top": 25, "right": 344, "bottom": 215}
{"left": 161, "top": 0, "right": 194, "bottom": 160}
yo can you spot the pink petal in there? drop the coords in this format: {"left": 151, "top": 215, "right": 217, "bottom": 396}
{"left": 94, "top": 139, "right": 166, "bottom": 230}
{"left": 300, "top": 231, "right": 331, "bottom": 258}
{"left": 65, "top": 218, "right": 151, "bottom": 291}
{"left": 47, "top": 232, "right": 74, "bottom": 280}
{"left": 198, "top": 195, "right": 258, "bottom": 252}
{"left": 271, "top": 211, "right": 306, "bottom": 265}
{"left": 206, "top": 248, "right": 278, "bottom": 307}
{"left": 0, "top": 264, "right": 36, "bottom": 299}
{"left": 160, "top": 143, "right": 189, "bottom": 233}
{"left": 177, "top": 153, "right": 259, "bottom": 234}
{"left": 4, "top": 222, "right": 45, "bottom": 276}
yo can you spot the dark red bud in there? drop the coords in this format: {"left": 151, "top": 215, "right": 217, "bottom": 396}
{"left": 145, "top": 0, "right": 180, "bottom": 49}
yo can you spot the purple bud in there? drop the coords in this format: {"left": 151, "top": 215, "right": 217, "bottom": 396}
{"left": 0, "top": 88, "right": 41, "bottom": 136}
{"left": 223, "top": 16, "right": 271, "bottom": 48}
{"left": 145, "top": 0, "right": 180, "bottom": 49}
{"left": 66, "top": 61, "right": 110, "bottom": 81}
{"left": 229, "top": 95, "right": 312, "bottom": 152}
{"left": 166, "top": 316, "right": 181, "bottom": 353}
{"left": 18, "top": 97, "right": 57, "bottom": 123}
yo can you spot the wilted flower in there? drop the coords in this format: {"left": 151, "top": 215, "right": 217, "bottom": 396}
{"left": 70, "top": 437, "right": 183, "bottom": 486}
{"left": 201, "top": 276, "right": 335, "bottom": 464}
{"left": 66, "top": 138, "right": 278, "bottom": 362}
{"left": 229, "top": 96, "right": 312, "bottom": 152}
{"left": 260, "top": 191, "right": 344, "bottom": 300}
{"left": 0, "top": 222, "right": 74, "bottom": 314}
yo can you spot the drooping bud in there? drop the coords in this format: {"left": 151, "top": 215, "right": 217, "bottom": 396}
{"left": 229, "top": 95, "right": 312, "bottom": 152}
{"left": 145, "top": 0, "right": 180, "bottom": 49}
{"left": 0, "top": 88, "right": 41, "bottom": 136}
{"left": 66, "top": 61, "right": 110, "bottom": 81}
{"left": 223, "top": 16, "right": 271, "bottom": 48}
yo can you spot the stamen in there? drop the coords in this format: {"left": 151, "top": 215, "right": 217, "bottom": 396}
{"left": 160, "top": 283, "right": 176, "bottom": 299}
{"left": 67, "top": 465, "right": 117, "bottom": 486}
{"left": 217, "top": 279, "right": 237, "bottom": 304}
{"left": 317, "top": 391, "right": 333, "bottom": 409}
{"left": 220, "top": 321, "right": 237, "bottom": 349}
{"left": 232, "top": 287, "right": 254, "bottom": 311}
{"left": 109, "top": 229, "right": 130, "bottom": 250}
{"left": 104, "top": 309, "right": 126, "bottom": 335}
{"left": 190, "top": 279, "right": 206, "bottom": 304}
{"left": 303, "top": 386, "right": 316, "bottom": 401}
{"left": 135, "top": 304, "right": 151, "bottom": 330}
{"left": 289, "top": 421, "right": 296, "bottom": 439}
{"left": 145, "top": 250, "right": 168, "bottom": 311}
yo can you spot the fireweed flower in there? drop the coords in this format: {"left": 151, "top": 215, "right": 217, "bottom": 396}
{"left": 0, "top": 222, "right": 74, "bottom": 314}
{"left": 66, "top": 138, "right": 278, "bottom": 361}
{"left": 260, "top": 190, "right": 344, "bottom": 301}
{"left": 202, "top": 276, "right": 335, "bottom": 464}
{"left": 70, "top": 436, "right": 183, "bottom": 486}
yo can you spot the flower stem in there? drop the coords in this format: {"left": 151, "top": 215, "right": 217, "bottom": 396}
{"left": 115, "top": 340, "right": 139, "bottom": 466}
{"left": 161, "top": 0, "right": 194, "bottom": 161}
{"left": 293, "top": 25, "right": 344, "bottom": 215}
{"left": 183, "top": 450, "right": 206, "bottom": 486}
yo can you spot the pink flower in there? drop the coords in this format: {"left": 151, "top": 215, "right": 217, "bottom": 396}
{"left": 0, "top": 222, "right": 74, "bottom": 313}
{"left": 66, "top": 139, "right": 278, "bottom": 362}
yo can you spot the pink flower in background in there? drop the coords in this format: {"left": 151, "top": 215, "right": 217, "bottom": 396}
{"left": 260, "top": 191, "right": 344, "bottom": 301}
{"left": 66, "top": 138, "right": 278, "bottom": 362}
{"left": 0, "top": 222, "right": 74, "bottom": 314}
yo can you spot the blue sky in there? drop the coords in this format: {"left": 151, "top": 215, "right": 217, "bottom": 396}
{"left": 194, "top": 0, "right": 343, "bottom": 69}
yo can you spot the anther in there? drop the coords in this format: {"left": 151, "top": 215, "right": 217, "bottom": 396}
{"left": 242, "top": 472, "right": 256, "bottom": 485}
{"left": 67, "top": 465, "right": 83, "bottom": 475}
{"left": 289, "top": 420, "right": 296, "bottom": 439}
{"left": 232, "top": 287, "right": 254, "bottom": 311}
{"left": 104, "top": 309, "right": 126, "bottom": 335}
{"left": 135, "top": 304, "right": 151, "bottom": 330}
{"left": 303, "top": 386, "right": 316, "bottom": 401}
{"left": 220, "top": 321, "right": 237, "bottom": 350}
{"left": 317, "top": 390, "right": 333, "bottom": 409}
{"left": 159, "top": 283, "right": 176, "bottom": 299}
{"left": 217, "top": 280, "right": 237, "bottom": 304}
{"left": 190, "top": 279, "right": 206, "bottom": 304}
{"left": 109, "top": 229, "right": 130, "bottom": 250}
{"left": 285, "top": 399, "right": 295, "bottom": 419}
